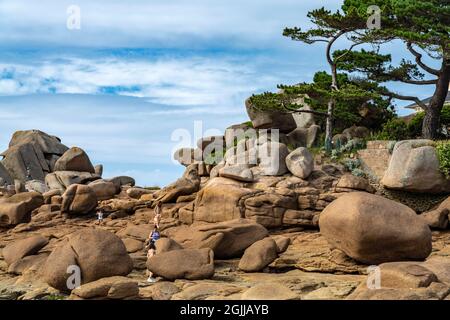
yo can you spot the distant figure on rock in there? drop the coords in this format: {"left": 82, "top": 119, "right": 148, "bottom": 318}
{"left": 96, "top": 209, "right": 104, "bottom": 225}
{"left": 153, "top": 201, "right": 162, "bottom": 228}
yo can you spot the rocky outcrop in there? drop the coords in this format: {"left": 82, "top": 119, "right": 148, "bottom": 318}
{"left": 0, "top": 163, "right": 13, "bottom": 186}
{"left": 244, "top": 189, "right": 297, "bottom": 228}
{"left": 286, "top": 125, "right": 320, "bottom": 149}
{"left": 219, "top": 164, "right": 254, "bottom": 182}
{"left": 61, "top": 184, "right": 98, "bottom": 215}
{"left": 168, "top": 219, "right": 268, "bottom": 259}
{"left": 319, "top": 192, "right": 432, "bottom": 264}
{"left": 147, "top": 248, "right": 214, "bottom": 281}
{"left": 241, "top": 283, "right": 298, "bottom": 300}
{"left": 258, "top": 142, "right": 289, "bottom": 176}
{"left": 381, "top": 140, "right": 450, "bottom": 194}
{"left": 42, "top": 229, "right": 133, "bottom": 292}
{"left": 193, "top": 178, "right": 254, "bottom": 223}
{"left": 0, "top": 192, "right": 43, "bottom": 226}
{"left": 420, "top": 196, "right": 450, "bottom": 229}
{"left": 153, "top": 164, "right": 200, "bottom": 203}
{"left": 245, "top": 98, "right": 297, "bottom": 133}
{"left": 25, "top": 180, "right": 49, "bottom": 194}
{"left": 347, "top": 258, "right": 450, "bottom": 300}
{"left": 0, "top": 130, "right": 68, "bottom": 182}
{"left": 2, "top": 235, "right": 49, "bottom": 266}
{"left": 88, "top": 180, "right": 117, "bottom": 201}
{"left": 45, "top": 171, "right": 100, "bottom": 191}
{"left": 335, "top": 174, "right": 375, "bottom": 193}
{"left": 54, "top": 147, "right": 95, "bottom": 173}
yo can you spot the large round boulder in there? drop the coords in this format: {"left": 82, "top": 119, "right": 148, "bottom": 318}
{"left": 319, "top": 192, "right": 432, "bottom": 264}
{"left": 381, "top": 140, "right": 450, "bottom": 194}
{"left": 238, "top": 237, "right": 278, "bottom": 272}
{"left": 61, "top": 184, "right": 98, "bottom": 215}
{"left": 42, "top": 229, "right": 133, "bottom": 292}
{"left": 146, "top": 248, "right": 214, "bottom": 280}
{"left": 285, "top": 147, "right": 314, "bottom": 179}
{"left": 54, "top": 147, "right": 95, "bottom": 173}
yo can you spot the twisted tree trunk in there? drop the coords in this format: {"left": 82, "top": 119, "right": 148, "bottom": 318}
{"left": 422, "top": 59, "right": 450, "bottom": 139}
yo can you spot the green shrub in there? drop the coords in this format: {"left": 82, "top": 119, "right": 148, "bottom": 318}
{"left": 351, "top": 168, "right": 366, "bottom": 178}
{"left": 343, "top": 158, "right": 361, "bottom": 171}
{"left": 375, "top": 118, "right": 409, "bottom": 140}
{"left": 436, "top": 141, "right": 450, "bottom": 179}
{"left": 407, "top": 112, "right": 424, "bottom": 138}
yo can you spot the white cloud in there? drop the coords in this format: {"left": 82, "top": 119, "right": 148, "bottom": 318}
{"left": 0, "top": 0, "right": 341, "bottom": 48}
{"left": 0, "top": 54, "right": 283, "bottom": 108}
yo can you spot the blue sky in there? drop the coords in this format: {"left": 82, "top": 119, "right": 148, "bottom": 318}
{"left": 0, "top": 0, "right": 441, "bottom": 186}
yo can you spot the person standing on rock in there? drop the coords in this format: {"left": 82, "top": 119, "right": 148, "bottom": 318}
{"left": 96, "top": 210, "right": 104, "bottom": 225}
{"left": 146, "top": 227, "right": 160, "bottom": 283}
{"left": 153, "top": 201, "right": 162, "bottom": 228}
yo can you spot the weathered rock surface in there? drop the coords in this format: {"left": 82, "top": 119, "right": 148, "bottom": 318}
{"left": 258, "top": 142, "right": 289, "bottom": 176}
{"left": 108, "top": 176, "right": 135, "bottom": 192}
{"left": 219, "top": 164, "right": 254, "bottom": 182}
{"left": 241, "top": 283, "right": 298, "bottom": 300}
{"left": 244, "top": 190, "right": 297, "bottom": 228}
{"left": 0, "top": 192, "right": 44, "bottom": 226}
{"left": 126, "top": 187, "right": 155, "bottom": 199}
{"left": 0, "top": 130, "right": 68, "bottom": 182}
{"left": 319, "top": 192, "right": 432, "bottom": 264}
{"left": 238, "top": 238, "right": 278, "bottom": 272}
{"left": 45, "top": 171, "right": 100, "bottom": 191}
{"left": 285, "top": 147, "right": 314, "bottom": 179}
{"left": 168, "top": 219, "right": 268, "bottom": 259}
{"left": 335, "top": 174, "right": 375, "bottom": 193}
{"left": 42, "top": 229, "right": 133, "bottom": 291}
{"left": 421, "top": 197, "right": 450, "bottom": 229}
{"left": 54, "top": 147, "right": 95, "bottom": 173}
{"left": 155, "top": 238, "right": 183, "bottom": 254}
{"left": 245, "top": 98, "right": 297, "bottom": 133}
{"left": 0, "top": 163, "right": 13, "bottom": 186}
{"left": 88, "top": 180, "right": 117, "bottom": 201}
{"left": 2, "top": 235, "right": 48, "bottom": 266}
{"left": 25, "top": 180, "right": 49, "bottom": 194}
{"left": 286, "top": 125, "right": 320, "bottom": 149}
{"left": 147, "top": 248, "right": 214, "bottom": 280}
{"left": 381, "top": 140, "right": 450, "bottom": 194}
{"left": 153, "top": 164, "right": 200, "bottom": 203}
{"left": 193, "top": 178, "right": 254, "bottom": 223}
{"left": 70, "top": 276, "right": 139, "bottom": 300}
{"left": 61, "top": 184, "right": 98, "bottom": 215}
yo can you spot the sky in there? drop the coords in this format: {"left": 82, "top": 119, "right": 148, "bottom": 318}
{"left": 0, "top": 0, "right": 441, "bottom": 186}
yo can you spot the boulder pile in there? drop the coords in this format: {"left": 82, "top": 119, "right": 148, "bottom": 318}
{"left": 0, "top": 123, "right": 449, "bottom": 301}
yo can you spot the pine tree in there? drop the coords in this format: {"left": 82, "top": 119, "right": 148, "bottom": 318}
{"left": 341, "top": 0, "right": 450, "bottom": 139}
